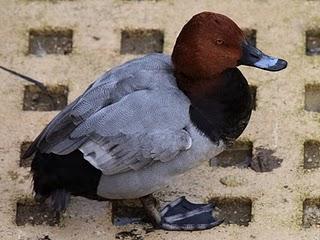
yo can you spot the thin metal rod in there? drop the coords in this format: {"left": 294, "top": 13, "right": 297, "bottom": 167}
{"left": 0, "top": 65, "right": 57, "bottom": 110}
{"left": 0, "top": 65, "right": 46, "bottom": 91}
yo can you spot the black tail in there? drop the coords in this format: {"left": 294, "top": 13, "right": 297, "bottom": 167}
{"left": 31, "top": 150, "right": 103, "bottom": 212}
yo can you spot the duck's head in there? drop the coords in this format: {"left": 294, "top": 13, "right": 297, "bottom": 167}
{"left": 172, "top": 12, "right": 287, "bottom": 79}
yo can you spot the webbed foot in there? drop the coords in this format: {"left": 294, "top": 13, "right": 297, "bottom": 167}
{"left": 141, "top": 195, "right": 223, "bottom": 231}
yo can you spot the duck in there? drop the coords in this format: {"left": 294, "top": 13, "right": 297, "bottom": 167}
{"left": 2, "top": 11, "right": 287, "bottom": 231}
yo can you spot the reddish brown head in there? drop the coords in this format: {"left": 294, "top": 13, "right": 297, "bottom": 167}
{"left": 172, "top": 12, "right": 287, "bottom": 79}
{"left": 172, "top": 12, "right": 245, "bottom": 78}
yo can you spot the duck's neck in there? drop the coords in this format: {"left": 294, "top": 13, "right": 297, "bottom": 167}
{"left": 175, "top": 68, "right": 253, "bottom": 144}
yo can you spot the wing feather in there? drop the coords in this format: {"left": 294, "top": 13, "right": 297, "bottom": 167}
{"left": 23, "top": 54, "right": 193, "bottom": 176}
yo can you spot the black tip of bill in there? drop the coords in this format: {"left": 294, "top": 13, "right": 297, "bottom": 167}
{"left": 239, "top": 42, "right": 288, "bottom": 72}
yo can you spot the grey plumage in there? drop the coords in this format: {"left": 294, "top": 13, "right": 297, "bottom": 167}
{"left": 25, "top": 54, "right": 174, "bottom": 155}
{"left": 25, "top": 54, "right": 214, "bottom": 181}
{"left": 24, "top": 53, "right": 225, "bottom": 199}
{"left": 80, "top": 130, "right": 192, "bottom": 175}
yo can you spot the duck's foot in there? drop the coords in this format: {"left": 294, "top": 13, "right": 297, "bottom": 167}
{"left": 140, "top": 195, "right": 223, "bottom": 231}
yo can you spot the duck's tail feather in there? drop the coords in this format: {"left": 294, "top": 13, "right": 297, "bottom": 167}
{"left": 46, "top": 189, "right": 71, "bottom": 213}
{"left": 31, "top": 150, "right": 103, "bottom": 212}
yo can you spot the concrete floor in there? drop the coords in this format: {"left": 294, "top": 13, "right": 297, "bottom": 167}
{"left": 1, "top": 0, "right": 320, "bottom": 239}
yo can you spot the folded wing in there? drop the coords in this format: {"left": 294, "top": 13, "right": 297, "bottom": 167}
{"left": 24, "top": 54, "right": 192, "bottom": 176}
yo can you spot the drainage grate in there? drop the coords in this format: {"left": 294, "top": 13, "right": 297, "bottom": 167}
{"left": 243, "top": 29, "right": 257, "bottom": 47}
{"left": 20, "top": 142, "right": 33, "bottom": 168}
{"left": 304, "top": 140, "right": 320, "bottom": 169}
{"left": 120, "top": 29, "right": 164, "bottom": 54}
{"left": 23, "top": 85, "right": 68, "bottom": 111}
{"left": 303, "top": 199, "right": 320, "bottom": 228}
{"left": 305, "top": 84, "right": 320, "bottom": 113}
{"left": 29, "top": 29, "right": 73, "bottom": 56}
{"left": 306, "top": 30, "right": 320, "bottom": 56}
{"left": 210, "top": 141, "right": 253, "bottom": 168}
{"left": 250, "top": 147, "right": 283, "bottom": 172}
{"left": 210, "top": 198, "right": 252, "bottom": 226}
{"left": 16, "top": 199, "right": 60, "bottom": 226}
{"left": 250, "top": 85, "right": 257, "bottom": 110}
{"left": 112, "top": 199, "right": 149, "bottom": 226}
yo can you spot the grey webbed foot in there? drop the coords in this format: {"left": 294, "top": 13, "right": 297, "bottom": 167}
{"left": 141, "top": 195, "right": 223, "bottom": 231}
{"left": 160, "top": 196, "right": 223, "bottom": 231}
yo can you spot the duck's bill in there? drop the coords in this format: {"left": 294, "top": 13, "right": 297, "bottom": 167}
{"left": 239, "top": 42, "right": 287, "bottom": 71}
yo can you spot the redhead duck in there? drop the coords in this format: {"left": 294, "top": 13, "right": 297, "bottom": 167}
{"left": 2, "top": 12, "right": 287, "bottom": 231}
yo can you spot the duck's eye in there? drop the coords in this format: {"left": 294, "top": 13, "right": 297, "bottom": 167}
{"left": 216, "top": 39, "right": 224, "bottom": 45}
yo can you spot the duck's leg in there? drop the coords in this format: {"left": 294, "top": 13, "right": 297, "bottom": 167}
{"left": 140, "top": 194, "right": 162, "bottom": 227}
{"left": 140, "top": 195, "right": 223, "bottom": 231}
